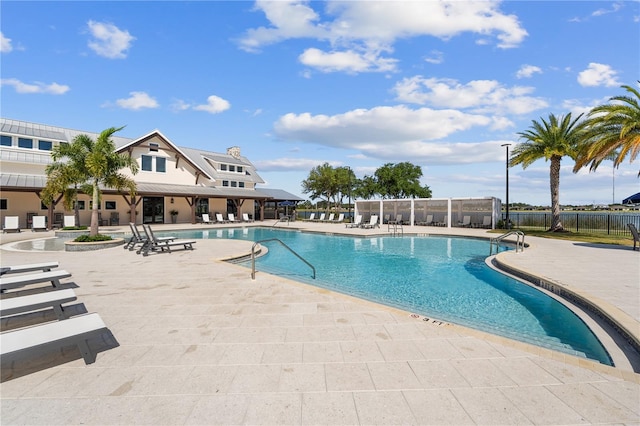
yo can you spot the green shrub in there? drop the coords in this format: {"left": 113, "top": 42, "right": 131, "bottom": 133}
{"left": 74, "top": 234, "right": 113, "bottom": 242}
{"left": 62, "top": 226, "right": 88, "bottom": 231}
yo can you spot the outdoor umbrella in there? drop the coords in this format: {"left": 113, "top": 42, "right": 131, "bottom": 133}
{"left": 278, "top": 200, "right": 296, "bottom": 216}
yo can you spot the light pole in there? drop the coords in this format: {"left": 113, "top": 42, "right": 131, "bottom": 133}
{"left": 347, "top": 166, "right": 352, "bottom": 223}
{"left": 501, "top": 143, "right": 512, "bottom": 229}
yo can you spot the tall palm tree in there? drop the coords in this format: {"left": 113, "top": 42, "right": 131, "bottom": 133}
{"left": 511, "top": 113, "right": 587, "bottom": 231}
{"left": 573, "top": 82, "right": 640, "bottom": 174}
{"left": 44, "top": 126, "right": 138, "bottom": 236}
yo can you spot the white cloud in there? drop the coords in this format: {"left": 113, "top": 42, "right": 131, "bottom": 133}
{"left": 516, "top": 64, "right": 542, "bottom": 79}
{"left": 255, "top": 157, "right": 341, "bottom": 172}
{"left": 271, "top": 105, "right": 517, "bottom": 164}
{"left": 87, "top": 20, "right": 135, "bottom": 59}
{"left": 1, "top": 32, "right": 12, "bottom": 53}
{"left": 275, "top": 105, "right": 491, "bottom": 146}
{"left": 193, "top": 95, "right": 231, "bottom": 114}
{"left": 392, "top": 77, "right": 548, "bottom": 115}
{"left": 592, "top": 2, "right": 623, "bottom": 17}
{"left": 299, "top": 47, "right": 397, "bottom": 73}
{"left": 238, "top": 1, "right": 528, "bottom": 74}
{"left": 115, "top": 91, "right": 158, "bottom": 110}
{"left": 577, "top": 63, "right": 620, "bottom": 87}
{"left": 0, "top": 78, "right": 69, "bottom": 94}
{"left": 424, "top": 50, "right": 444, "bottom": 65}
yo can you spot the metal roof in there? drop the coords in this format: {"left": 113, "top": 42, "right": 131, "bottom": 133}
{"left": 258, "top": 188, "right": 305, "bottom": 201}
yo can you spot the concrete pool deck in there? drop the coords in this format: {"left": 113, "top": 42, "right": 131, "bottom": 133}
{"left": 0, "top": 221, "right": 638, "bottom": 425}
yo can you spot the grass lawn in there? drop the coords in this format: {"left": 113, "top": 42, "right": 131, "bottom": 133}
{"left": 492, "top": 228, "right": 636, "bottom": 248}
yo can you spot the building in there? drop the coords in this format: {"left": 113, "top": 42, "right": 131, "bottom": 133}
{"left": 0, "top": 118, "right": 302, "bottom": 229}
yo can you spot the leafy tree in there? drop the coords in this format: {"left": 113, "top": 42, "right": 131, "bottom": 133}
{"left": 301, "top": 163, "right": 338, "bottom": 209}
{"left": 353, "top": 175, "right": 378, "bottom": 200}
{"left": 511, "top": 113, "right": 587, "bottom": 231}
{"left": 44, "top": 126, "right": 139, "bottom": 236}
{"left": 573, "top": 82, "right": 640, "bottom": 175}
{"left": 373, "top": 162, "right": 432, "bottom": 199}
{"left": 334, "top": 166, "right": 356, "bottom": 208}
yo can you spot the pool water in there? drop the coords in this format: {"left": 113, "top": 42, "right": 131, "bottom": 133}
{"left": 159, "top": 227, "right": 612, "bottom": 365}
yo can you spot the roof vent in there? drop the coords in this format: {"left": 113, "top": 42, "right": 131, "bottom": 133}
{"left": 227, "top": 146, "right": 241, "bottom": 159}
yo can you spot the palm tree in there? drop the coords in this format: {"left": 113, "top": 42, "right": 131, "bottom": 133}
{"left": 42, "top": 138, "right": 92, "bottom": 227}
{"left": 44, "top": 126, "right": 138, "bottom": 236}
{"left": 511, "top": 113, "right": 587, "bottom": 231}
{"left": 573, "top": 82, "right": 640, "bottom": 175}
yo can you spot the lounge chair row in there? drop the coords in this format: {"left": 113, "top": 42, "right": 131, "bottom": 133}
{"left": 201, "top": 213, "right": 253, "bottom": 224}
{"left": 0, "top": 262, "right": 109, "bottom": 366}
{"left": 345, "top": 214, "right": 380, "bottom": 229}
{"left": 304, "top": 213, "right": 346, "bottom": 223}
{"left": 125, "top": 223, "right": 196, "bottom": 256}
{"left": 2, "top": 215, "right": 81, "bottom": 233}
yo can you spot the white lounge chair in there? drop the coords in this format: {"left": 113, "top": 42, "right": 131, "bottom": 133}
{"left": 140, "top": 224, "right": 196, "bottom": 256}
{"left": 32, "top": 215, "right": 47, "bottom": 232}
{"left": 458, "top": 215, "right": 471, "bottom": 227}
{"left": 317, "top": 213, "right": 326, "bottom": 222}
{"left": 389, "top": 214, "right": 403, "bottom": 225}
{"left": 63, "top": 215, "right": 75, "bottom": 228}
{"left": 306, "top": 213, "right": 315, "bottom": 222}
{"left": 201, "top": 213, "right": 213, "bottom": 224}
{"left": 474, "top": 215, "right": 492, "bottom": 228}
{"left": 335, "top": 213, "right": 344, "bottom": 222}
{"left": 215, "top": 213, "right": 227, "bottom": 223}
{"left": 0, "top": 269, "right": 72, "bottom": 292}
{"left": 417, "top": 214, "right": 434, "bottom": 226}
{"left": 3, "top": 216, "right": 21, "bottom": 233}
{"left": 1, "top": 261, "right": 59, "bottom": 275}
{"left": 346, "top": 214, "right": 362, "bottom": 228}
{"left": 228, "top": 213, "right": 238, "bottom": 223}
{"left": 0, "top": 288, "right": 77, "bottom": 320}
{"left": 242, "top": 213, "right": 254, "bottom": 222}
{"left": 1, "top": 313, "right": 108, "bottom": 365}
{"left": 361, "top": 215, "right": 379, "bottom": 229}
{"left": 324, "top": 213, "right": 335, "bottom": 222}
{"left": 628, "top": 223, "right": 640, "bottom": 251}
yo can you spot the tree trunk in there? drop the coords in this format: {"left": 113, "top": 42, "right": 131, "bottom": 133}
{"left": 549, "top": 155, "right": 563, "bottom": 231}
{"left": 90, "top": 181, "right": 100, "bottom": 236}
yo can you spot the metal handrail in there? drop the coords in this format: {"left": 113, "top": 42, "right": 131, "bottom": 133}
{"left": 272, "top": 217, "right": 290, "bottom": 227}
{"left": 251, "top": 238, "right": 316, "bottom": 280}
{"left": 490, "top": 230, "right": 525, "bottom": 255}
{"left": 387, "top": 222, "right": 403, "bottom": 237}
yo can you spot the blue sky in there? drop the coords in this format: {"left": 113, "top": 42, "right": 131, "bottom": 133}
{"left": 2, "top": 1, "right": 639, "bottom": 206}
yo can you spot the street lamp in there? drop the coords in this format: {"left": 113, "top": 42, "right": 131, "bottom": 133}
{"left": 501, "top": 143, "right": 512, "bottom": 229}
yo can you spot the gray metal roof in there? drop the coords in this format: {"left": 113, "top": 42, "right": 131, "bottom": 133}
{"left": 258, "top": 188, "right": 304, "bottom": 201}
{"left": 0, "top": 118, "right": 266, "bottom": 185}
{"left": 0, "top": 173, "right": 280, "bottom": 200}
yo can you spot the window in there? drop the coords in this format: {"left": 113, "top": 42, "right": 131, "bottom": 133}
{"left": 239, "top": 182, "right": 245, "bottom": 188}
{"left": 0, "top": 135, "right": 11, "bottom": 146}
{"left": 229, "top": 165, "right": 235, "bottom": 172}
{"left": 231, "top": 181, "right": 237, "bottom": 187}
{"left": 141, "top": 155, "right": 152, "bottom": 171}
{"left": 196, "top": 198, "right": 209, "bottom": 215}
{"left": 222, "top": 180, "right": 229, "bottom": 187}
{"left": 156, "top": 157, "right": 166, "bottom": 173}
{"left": 149, "top": 143, "right": 159, "bottom": 152}
{"left": 74, "top": 200, "right": 85, "bottom": 210}
{"left": 18, "top": 138, "right": 33, "bottom": 149}
{"left": 237, "top": 166, "right": 243, "bottom": 173}
{"left": 0, "top": 199, "right": 7, "bottom": 210}
{"left": 38, "top": 140, "right": 53, "bottom": 151}
{"left": 41, "top": 201, "right": 48, "bottom": 210}
{"left": 220, "top": 164, "right": 227, "bottom": 171}
{"left": 105, "top": 201, "right": 116, "bottom": 210}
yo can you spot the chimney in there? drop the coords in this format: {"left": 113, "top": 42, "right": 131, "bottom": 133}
{"left": 227, "top": 146, "right": 241, "bottom": 159}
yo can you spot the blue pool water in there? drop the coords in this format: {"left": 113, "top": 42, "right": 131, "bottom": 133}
{"left": 157, "top": 227, "right": 612, "bottom": 365}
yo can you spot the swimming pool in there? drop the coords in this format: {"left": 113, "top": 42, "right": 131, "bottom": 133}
{"left": 157, "top": 227, "right": 612, "bottom": 365}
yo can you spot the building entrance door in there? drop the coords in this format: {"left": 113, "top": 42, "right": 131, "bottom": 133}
{"left": 143, "top": 197, "right": 164, "bottom": 224}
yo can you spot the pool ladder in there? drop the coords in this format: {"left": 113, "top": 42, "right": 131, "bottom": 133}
{"left": 387, "top": 222, "right": 403, "bottom": 237}
{"left": 272, "top": 217, "right": 290, "bottom": 227}
{"left": 251, "top": 238, "right": 316, "bottom": 280}
{"left": 490, "top": 230, "right": 525, "bottom": 255}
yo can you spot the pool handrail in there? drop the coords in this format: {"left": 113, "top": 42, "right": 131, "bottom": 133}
{"left": 490, "top": 230, "right": 525, "bottom": 255}
{"left": 251, "top": 238, "right": 316, "bottom": 280}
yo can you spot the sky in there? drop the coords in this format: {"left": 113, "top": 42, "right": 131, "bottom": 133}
{"left": 1, "top": 0, "right": 639, "bottom": 206}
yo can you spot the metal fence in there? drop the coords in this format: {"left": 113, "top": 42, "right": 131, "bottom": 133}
{"left": 505, "top": 212, "right": 640, "bottom": 235}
